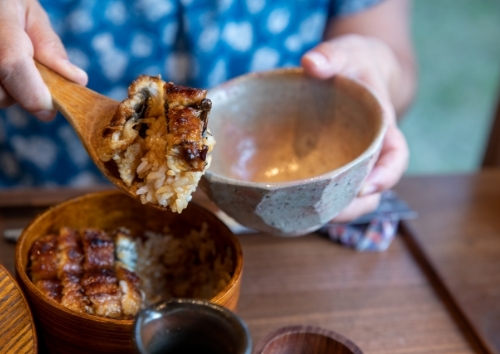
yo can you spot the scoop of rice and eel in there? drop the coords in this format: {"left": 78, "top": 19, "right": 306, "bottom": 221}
{"left": 98, "top": 76, "right": 215, "bottom": 213}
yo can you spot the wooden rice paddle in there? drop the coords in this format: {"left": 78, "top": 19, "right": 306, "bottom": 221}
{"left": 35, "top": 61, "right": 163, "bottom": 209}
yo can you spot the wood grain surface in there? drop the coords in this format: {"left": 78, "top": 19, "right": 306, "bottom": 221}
{"left": 236, "top": 233, "right": 477, "bottom": 354}
{"left": 0, "top": 180, "right": 495, "bottom": 353}
{"left": 0, "top": 186, "right": 110, "bottom": 208}
{"left": 397, "top": 170, "right": 500, "bottom": 354}
{"left": 0, "top": 265, "right": 37, "bottom": 354}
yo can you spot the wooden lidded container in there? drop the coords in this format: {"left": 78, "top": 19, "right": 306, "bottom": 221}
{"left": 15, "top": 190, "right": 243, "bottom": 354}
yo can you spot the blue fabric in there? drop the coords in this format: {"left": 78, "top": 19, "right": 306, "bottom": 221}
{"left": 0, "top": 0, "right": 383, "bottom": 187}
{"left": 330, "top": 0, "right": 385, "bottom": 16}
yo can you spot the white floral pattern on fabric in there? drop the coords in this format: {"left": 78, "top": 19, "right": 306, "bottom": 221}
{"left": 0, "top": 0, "right": 384, "bottom": 186}
{"left": 11, "top": 136, "right": 58, "bottom": 171}
{"left": 0, "top": 152, "right": 20, "bottom": 179}
{"left": 250, "top": 47, "right": 280, "bottom": 72}
{"left": 6, "top": 106, "right": 29, "bottom": 129}
{"left": 267, "top": 8, "right": 291, "bottom": 34}
{"left": 221, "top": 22, "right": 253, "bottom": 52}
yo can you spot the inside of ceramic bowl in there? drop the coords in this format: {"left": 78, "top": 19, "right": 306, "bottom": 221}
{"left": 207, "top": 71, "right": 383, "bottom": 183}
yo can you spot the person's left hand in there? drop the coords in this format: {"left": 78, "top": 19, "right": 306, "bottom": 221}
{"left": 301, "top": 34, "right": 409, "bottom": 223}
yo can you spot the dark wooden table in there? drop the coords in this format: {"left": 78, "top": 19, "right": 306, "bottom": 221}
{"left": 397, "top": 170, "right": 500, "bottom": 354}
{"left": 1, "top": 171, "right": 500, "bottom": 353}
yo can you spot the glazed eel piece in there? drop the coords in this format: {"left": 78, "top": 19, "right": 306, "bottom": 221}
{"left": 164, "top": 82, "right": 212, "bottom": 172}
{"left": 30, "top": 234, "right": 62, "bottom": 302}
{"left": 29, "top": 227, "right": 143, "bottom": 318}
{"left": 81, "top": 228, "right": 122, "bottom": 318}
{"left": 97, "top": 76, "right": 215, "bottom": 213}
{"left": 57, "top": 227, "right": 92, "bottom": 313}
{"left": 99, "top": 76, "right": 212, "bottom": 176}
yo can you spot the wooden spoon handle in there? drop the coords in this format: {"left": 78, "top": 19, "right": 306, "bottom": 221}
{"left": 35, "top": 61, "right": 118, "bottom": 151}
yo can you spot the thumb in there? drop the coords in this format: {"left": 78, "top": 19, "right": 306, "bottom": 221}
{"left": 301, "top": 40, "right": 347, "bottom": 79}
{"left": 359, "top": 124, "right": 409, "bottom": 196}
{"left": 26, "top": 1, "right": 87, "bottom": 86}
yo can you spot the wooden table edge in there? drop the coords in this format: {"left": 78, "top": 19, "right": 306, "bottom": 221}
{"left": 398, "top": 221, "right": 495, "bottom": 354}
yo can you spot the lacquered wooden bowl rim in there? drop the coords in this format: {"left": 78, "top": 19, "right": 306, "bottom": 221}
{"left": 0, "top": 264, "right": 38, "bottom": 353}
{"left": 15, "top": 190, "right": 243, "bottom": 326}
{"left": 253, "top": 325, "right": 364, "bottom": 354}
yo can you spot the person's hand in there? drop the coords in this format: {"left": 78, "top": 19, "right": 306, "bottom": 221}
{"left": 0, "top": 0, "right": 88, "bottom": 121}
{"left": 301, "top": 34, "right": 409, "bottom": 222}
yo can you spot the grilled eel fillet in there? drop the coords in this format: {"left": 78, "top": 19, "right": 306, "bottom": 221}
{"left": 58, "top": 227, "right": 91, "bottom": 313}
{"left": 29, "top": 228, "right": 142, "bottom": 319}
{"left": 30, "top": 234, "right": 62, "bottom": 302}
{"left": 164, "top": 82, "right": 212, "bottom": 172}
{"left": 98, "top": 76, "right": 212, "bottom": 185}
{"left": 81, "top": 228, "right": 122, "bottom": 318}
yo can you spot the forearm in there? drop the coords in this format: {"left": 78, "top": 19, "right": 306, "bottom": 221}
{"left": 325, "top": 0, "right": 417, "bottom": 118}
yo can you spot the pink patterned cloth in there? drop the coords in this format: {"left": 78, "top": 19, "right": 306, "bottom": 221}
{"left": 322, "top": 215, "right": 399, "bottom": 252}
{"left": 319, "top": 191, "right": 416, "bottom": 252}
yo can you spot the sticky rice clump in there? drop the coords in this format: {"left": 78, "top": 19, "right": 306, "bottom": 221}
{"left": 98, "top": 75, "right": 215, "bottom": 213}
{"left": 135, "top": 223, "right": 234, "bottom": 305}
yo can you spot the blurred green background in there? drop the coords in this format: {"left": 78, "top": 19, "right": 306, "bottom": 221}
{"left": 401, "top": 0, "right": 500, "bottom": 174}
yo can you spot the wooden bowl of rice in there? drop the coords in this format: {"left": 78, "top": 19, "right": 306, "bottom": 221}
{"left": 15, "top": 190, "right": 243, "bottom": 354}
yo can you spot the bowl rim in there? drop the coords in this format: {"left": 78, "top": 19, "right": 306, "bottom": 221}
{"left": 133, "top": 298, "right": 252, "bottom": 354}
{"left": 253, "top": 325, "right": 364, "bottom": 354}
{"left": 204, "top": 67, "right": 388, "bottom": 189}
{"left": 0, "top": 264, "right": 38, "bottom": 352}
{"left": 15, "top": 190, "right": 244, "bottom": 325}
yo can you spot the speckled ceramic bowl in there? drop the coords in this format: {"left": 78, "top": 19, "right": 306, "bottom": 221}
{"left": 201, "top": 68, "right": 387, "bottom": 236}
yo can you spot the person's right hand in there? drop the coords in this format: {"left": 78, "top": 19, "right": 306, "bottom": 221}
{"left": 0, "top": 0, "right": 88, "bottom": 121}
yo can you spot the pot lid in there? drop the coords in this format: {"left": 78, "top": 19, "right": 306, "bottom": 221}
{"left": 0, "top": 264, "right": 37, "bottom": 353}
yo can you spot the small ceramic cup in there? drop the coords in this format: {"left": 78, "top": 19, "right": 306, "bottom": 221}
{"left": 202, "top": 68, "right": 387, "bottom": 236}
{"left": 133, "top": 299, "right": 252, "bottom": 354}
{"left": 254, "top": 326, "right": 364, "bottom": 354}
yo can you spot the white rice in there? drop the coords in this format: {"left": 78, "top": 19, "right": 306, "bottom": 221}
{"left": 132, "top": 117, "right": 215, "bottom": 213}
{"left": 135, "top": 223, "right": 233, "bottom": 305}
